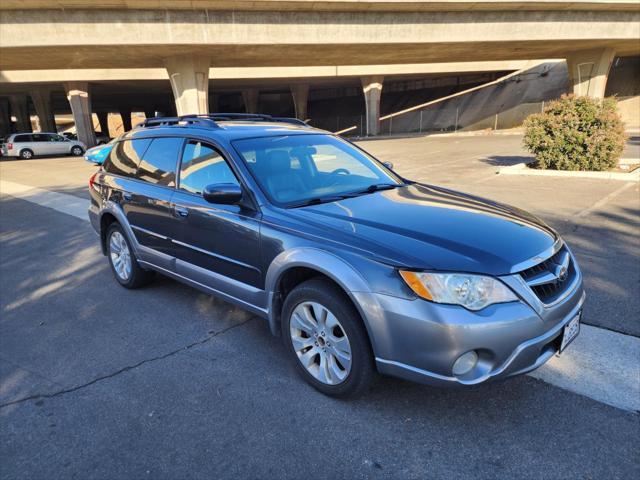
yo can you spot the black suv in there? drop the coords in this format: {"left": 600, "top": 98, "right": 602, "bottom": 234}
{"left": 89, "top": 113, "right": 584, "bottom": 397}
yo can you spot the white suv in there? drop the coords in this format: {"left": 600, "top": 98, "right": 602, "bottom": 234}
{"left": 2, "top": 132, "right": 86, "bottom": 159}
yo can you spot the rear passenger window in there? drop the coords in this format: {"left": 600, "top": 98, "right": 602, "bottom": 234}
{"left": 135, "top": 137, "right": 182, "bottom": 186}
{"left": 103, "top": 139, "right": 151, "bottom": 177}
{"left": 179, "top": 141, "right": 239, "bottom": 195}
{"left": 14, "top": 135, "right": 32, "bottom": 143}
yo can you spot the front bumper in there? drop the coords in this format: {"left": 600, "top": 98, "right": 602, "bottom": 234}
{"left": 358, "top": 273, "right": 585, "bottom": 387}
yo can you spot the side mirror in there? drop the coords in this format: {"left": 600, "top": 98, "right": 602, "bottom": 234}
{"left": 382, "top": 161, "right": 394, "bottom": 170}
{"left": 202, "top": 183, "right": 243, "bottom": 205}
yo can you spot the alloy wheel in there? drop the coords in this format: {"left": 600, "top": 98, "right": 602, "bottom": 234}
{"left": 109, "top": 231, "right": 132, "bottom": 281}
{"left": 290, "top": 301, "right": 352, "bottom": 385}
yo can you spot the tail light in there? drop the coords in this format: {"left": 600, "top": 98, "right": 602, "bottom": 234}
{"left": 89, "top": 172, "right": 98, "bottom": 189}
{"left": 7, "top": 143, "right": 13, "bottom": 150}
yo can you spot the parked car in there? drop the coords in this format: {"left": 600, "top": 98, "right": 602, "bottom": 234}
{"left": 88, "top": 114, "right": 584, "bottom": 397}
{"left": 63, "top": 131, "right": 110, "bottom": 145}
{"left": 95, "top": 132, "right": 111, "bottom": 145}
{"left": 2, "top": 132, "right": 86, "bottom": 159}
{"left": 84, "top": 139, "right": 115, "bottom": 165}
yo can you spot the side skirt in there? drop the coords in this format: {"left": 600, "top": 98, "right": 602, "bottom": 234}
{"left": 138, "top": 260, "right": 270, "bottom": 320}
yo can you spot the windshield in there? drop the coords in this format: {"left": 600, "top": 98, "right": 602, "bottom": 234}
{"left": 233, "top": 134, "right": 402, "bottom": 206}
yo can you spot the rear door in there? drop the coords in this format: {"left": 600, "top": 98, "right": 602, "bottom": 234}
{"left": 171, "top": 139, "right": 263, "bottom": 290}
{"left": 12, "top": 134, "right": 32, "bottom": 155}
{"left": 126, "top": 137, "right": 185, "bottom": 266}
{"left": 102, "top": 137, "right": 177, "bottom": 270}
{"left": 30, "top": 134, "right": 49, "bottom": 155}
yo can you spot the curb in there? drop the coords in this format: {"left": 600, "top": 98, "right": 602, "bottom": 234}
{"left": 498, "top": 163, "right": 640, "bottom": 181}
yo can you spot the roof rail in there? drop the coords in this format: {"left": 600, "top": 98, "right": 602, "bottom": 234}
{"left": 188, "top": 113, "right": 308, "bottom": 127}
{"left": 135, "top": 115, "right": 219, "bottom": 129}
{"left": 135, "top": 113, "right": 309, "bottom": 130}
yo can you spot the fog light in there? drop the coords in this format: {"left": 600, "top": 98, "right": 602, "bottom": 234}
{"left": 452, "top": 351, "right": 478, "bottom": 376}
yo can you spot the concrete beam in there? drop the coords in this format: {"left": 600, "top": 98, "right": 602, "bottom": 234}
{"left": 241, "top": 89, "right": 259, "bottom": 114}
{"left": 566, "top": 48, "right": 616, "bottom": 98}
{"left": 361, "top": 76, "right": 383, "bottom": 136}
{"left": 1, "top": 10, "right": 638, "bottom": 70}
{"left": 0, "top": 61, "right": 553, "bottom": 84}
{"left": 64, "top": 82, "right": 96, "bottom": 147}
{"left": 2, "top": 1, "right": 639, "bottom": 13}
{"left": 0, "top": 98, "right": 11, "bottom": 136}
{"left": 96, "top": 112, "right": 110, "bottom": 136}
{"left": 165, "top": 56, "right": 210, "bottom": 116}
{"left": 291, "top": 84, "right": 309, "bottom": 120}
{"left": 119, "top": 107, "right": 133, "bottom": 132}
{"left": 29, "top": 88, "right": 56, "bottom": 132}
{"left": 8, "top": 94, "right": 32, "bottom": 133}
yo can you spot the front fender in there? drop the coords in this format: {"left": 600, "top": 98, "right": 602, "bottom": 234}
{"left": 265, "top": 247, "right": 384, "bottom": 346}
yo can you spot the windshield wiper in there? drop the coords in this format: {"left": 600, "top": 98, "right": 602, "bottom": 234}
{"left": 288, "top": 184, "right": 403, "bottom": 208}
{"left": 349, "top": 183, "right": 402, "bottom": 196}
{"left": 288, "top": 195, "right": 348, "bottom": 208}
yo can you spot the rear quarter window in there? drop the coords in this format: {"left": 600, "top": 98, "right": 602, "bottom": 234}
{"left": 135, "top": 137, "right": 183, "bottom": 187}
{"left": 103, "top": 138, "right": 152, "bottom": 178}
{"left": 13, "top": 134, "right": 33, "bottom": 143}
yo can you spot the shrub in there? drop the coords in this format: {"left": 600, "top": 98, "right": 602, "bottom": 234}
{"left": 523, "top": 94, "right": 626, "bottom": 171}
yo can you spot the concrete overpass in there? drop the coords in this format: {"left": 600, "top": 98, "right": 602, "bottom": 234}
{"left": 0, "top": 0, "right": 638, "bottom": 144}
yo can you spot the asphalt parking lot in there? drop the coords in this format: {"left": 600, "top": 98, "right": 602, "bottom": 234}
{"left": 1, "top": 133, "right": 639, "bottom": 479}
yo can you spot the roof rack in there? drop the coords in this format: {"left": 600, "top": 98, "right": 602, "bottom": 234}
{"left": 135, "top": 116, "right": 218, "bottom": 129}
{"left": 201, "top": 113, "right": 308, "bottom": 126}
{"left": 135, "top": 113, "right": 308, "bottom": 130}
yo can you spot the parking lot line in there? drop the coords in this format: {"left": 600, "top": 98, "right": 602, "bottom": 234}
{"left": 0, "top": 180, "right": 88, "bottom": 221}
{"left": 575, "top": 181, "right": 637, "bottom": 218}
{"left": 530, "top": 324, "right": 640, "bottom": 412}
{"left": 2, "top": 180, "right": 639, "bottom": 411}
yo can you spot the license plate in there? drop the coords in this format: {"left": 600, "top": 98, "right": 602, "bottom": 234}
{"left": 560, "top": 311, "right": 581, "bottom": 352}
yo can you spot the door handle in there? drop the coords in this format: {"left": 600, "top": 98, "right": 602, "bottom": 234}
{"left": 173, "top": 205, "right": 189, "bottom": 218}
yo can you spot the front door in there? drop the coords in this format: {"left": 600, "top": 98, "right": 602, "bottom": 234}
{"left": 170, "top": 140, "right": 263, "bottom": 292}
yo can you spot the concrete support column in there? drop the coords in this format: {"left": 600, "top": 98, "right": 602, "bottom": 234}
{"left": 291, "top": 84, "right": 309, "bottom": 120}
{"left": 165, "top": 55, "right": 210, "bottom": 116}
{"left": 0, "top": 98, "right": 12, "bottom": 136}
{"left": 361, "top": 76, "right": 383, "bottom": 136}
{"left": 96, "top": 112, "right": 110, "bottom": 136}
{"left": 242, "top": 89, "right": 259, "bottom": 114}
{"left": 8, "top": 94, "right": 32, "bottom": 133}
{"left": 29, "top": 88, "right": 56, "bottom": 133}
{"left": 119, "top": 107, "right": 132, "bottom": 132}
{"left": 64, "top": 82, "right": 96, "bottom": 147}
{"left": 566, "top": 48, "right": 616, "bottom": 99}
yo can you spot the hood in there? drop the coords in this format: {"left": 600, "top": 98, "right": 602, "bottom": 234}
{"left": 287, "top": 184, "right": 557, "bottom": 275}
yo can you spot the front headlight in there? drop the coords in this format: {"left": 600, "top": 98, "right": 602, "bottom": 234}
{"left": 399, "top": 271, "right": 518, "bottom": 311}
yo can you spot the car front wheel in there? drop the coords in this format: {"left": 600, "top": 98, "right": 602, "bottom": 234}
{"left": 282, "top": 277, "right": 376, "bottom": 397}
{"left": 106, "top": 223, "right": 155, "bottom": 288}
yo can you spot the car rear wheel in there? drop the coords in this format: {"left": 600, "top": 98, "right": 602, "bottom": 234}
{"left": 19, "top": 149, "right": 33, "bottom": 159}
{"left": 71, "top": 146, "right": 84, "bottom": 156}
{"left": 106, "top": 223, "right": 155, "bottom": 289}
{"left": 282, "top": 277, "right": 376, "bottom": 397}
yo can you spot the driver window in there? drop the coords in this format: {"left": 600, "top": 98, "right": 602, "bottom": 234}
{"left": 179, "top": 141, "right": 239, "bottom": 195}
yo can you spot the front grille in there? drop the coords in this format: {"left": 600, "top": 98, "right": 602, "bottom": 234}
{"left": 519, "top": 246, "right": 575, "bottom": 304}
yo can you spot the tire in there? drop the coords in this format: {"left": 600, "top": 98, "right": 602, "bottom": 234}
{"left": 71, "top": 146, "right": 84, "bottom": 156}
{"left": 282, "top": 277, "right": 376, "bottom": 397}
{"left": 105, "top": 223, "right": 155, "bottom": 289}
{"left": 19, "top": 149, "right": 34, "bottom": 160}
